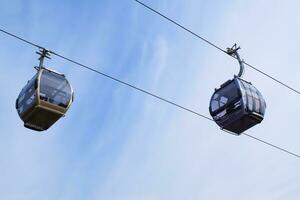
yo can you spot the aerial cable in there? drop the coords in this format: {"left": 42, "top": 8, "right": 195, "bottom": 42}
{"left": 134, "top": 0, "right": 300, "bottom": 96}
{"left": 0, "top": 28, "right": 299, "bottom": 159}
{"left": 243, "top": 133, "right": 300, "bottom": 158}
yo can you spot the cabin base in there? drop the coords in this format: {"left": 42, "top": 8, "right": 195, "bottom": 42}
{"left": 22, "top": 107, "right": 63, "bottom": 131}
{"left": 220, "top": 113, "right": 263, "bottom": 135}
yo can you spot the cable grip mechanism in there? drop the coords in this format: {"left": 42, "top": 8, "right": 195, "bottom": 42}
{"left": 35, "top": 48, "right": 51, "bottom": 71}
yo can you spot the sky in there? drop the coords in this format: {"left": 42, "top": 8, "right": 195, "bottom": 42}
{"left": 0, "top": 0, "right": 300, "bottom": 199}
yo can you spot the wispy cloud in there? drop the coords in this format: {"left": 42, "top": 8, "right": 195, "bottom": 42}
{"left": 1, "top": 0, "right": 300, "bottom": 200}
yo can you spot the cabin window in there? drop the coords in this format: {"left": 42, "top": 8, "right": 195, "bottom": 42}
{"left": 17, "top": 75, "right": 37, "bottom": 114}
{"left": 40, "top": 70, "right": 72, "bottom": 108}
{"left": 211, "top": 82, "right": 240, "bottom": 112}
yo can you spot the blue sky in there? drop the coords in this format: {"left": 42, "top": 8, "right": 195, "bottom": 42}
{"left": 1, "top": 0, "right": 300, "bottom": 199}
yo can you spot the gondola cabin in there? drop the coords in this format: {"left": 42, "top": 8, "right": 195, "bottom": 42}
{"left": 16, "top": 68, "right": 74, "bottom": 131}
{"left": 209, "top": 77, "right": 266, "bottom": 135}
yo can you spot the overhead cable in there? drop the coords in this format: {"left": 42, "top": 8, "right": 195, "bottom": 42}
{"left": 0, "top": 28, "right": 299, "bottom": 159}
{"left": 134, "top": 0, "right": 300, "bottom": 96}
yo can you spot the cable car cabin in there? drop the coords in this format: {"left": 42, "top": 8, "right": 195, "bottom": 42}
{"left": 16, "top": 68, "right": 74, "bottom": 131}
{"left": 209, "top": 77, "right": 266, "bottom": 135}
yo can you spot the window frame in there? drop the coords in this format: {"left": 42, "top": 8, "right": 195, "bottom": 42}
{"left": 39, "top": 70, "right": 72, "bottom": 108}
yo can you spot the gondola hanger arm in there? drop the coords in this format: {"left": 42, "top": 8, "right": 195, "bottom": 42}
{"left": 227, "top": 44, "right": 245, "bottom": 78}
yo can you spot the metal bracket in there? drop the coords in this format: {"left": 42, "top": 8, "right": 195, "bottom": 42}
{"left": 35, "top": 48, "right": 51, "bottom": 71}
{"left": 226, "top": 44, "right": 245, "bottom": 78}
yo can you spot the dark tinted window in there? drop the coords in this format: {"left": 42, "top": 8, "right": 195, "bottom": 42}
{"left": 211, "top": 81, "right": 240, "bottom": 112}
{"left": 240, "top": 80, "right": 266, "bottom": 115}
{"left": 39, "top": 70, "right": 72, "bottom": 108}
{"left": 17, "top": 75, "right": 37, "bottom": 114}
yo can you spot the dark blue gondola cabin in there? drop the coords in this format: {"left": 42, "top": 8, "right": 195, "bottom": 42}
{"left": 209, "top": 77, "right": 266, "bottom": 135}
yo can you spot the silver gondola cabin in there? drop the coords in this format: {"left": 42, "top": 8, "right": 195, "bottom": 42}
{"left": 16, "top": 49, "right": 74, "bottom": 131}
